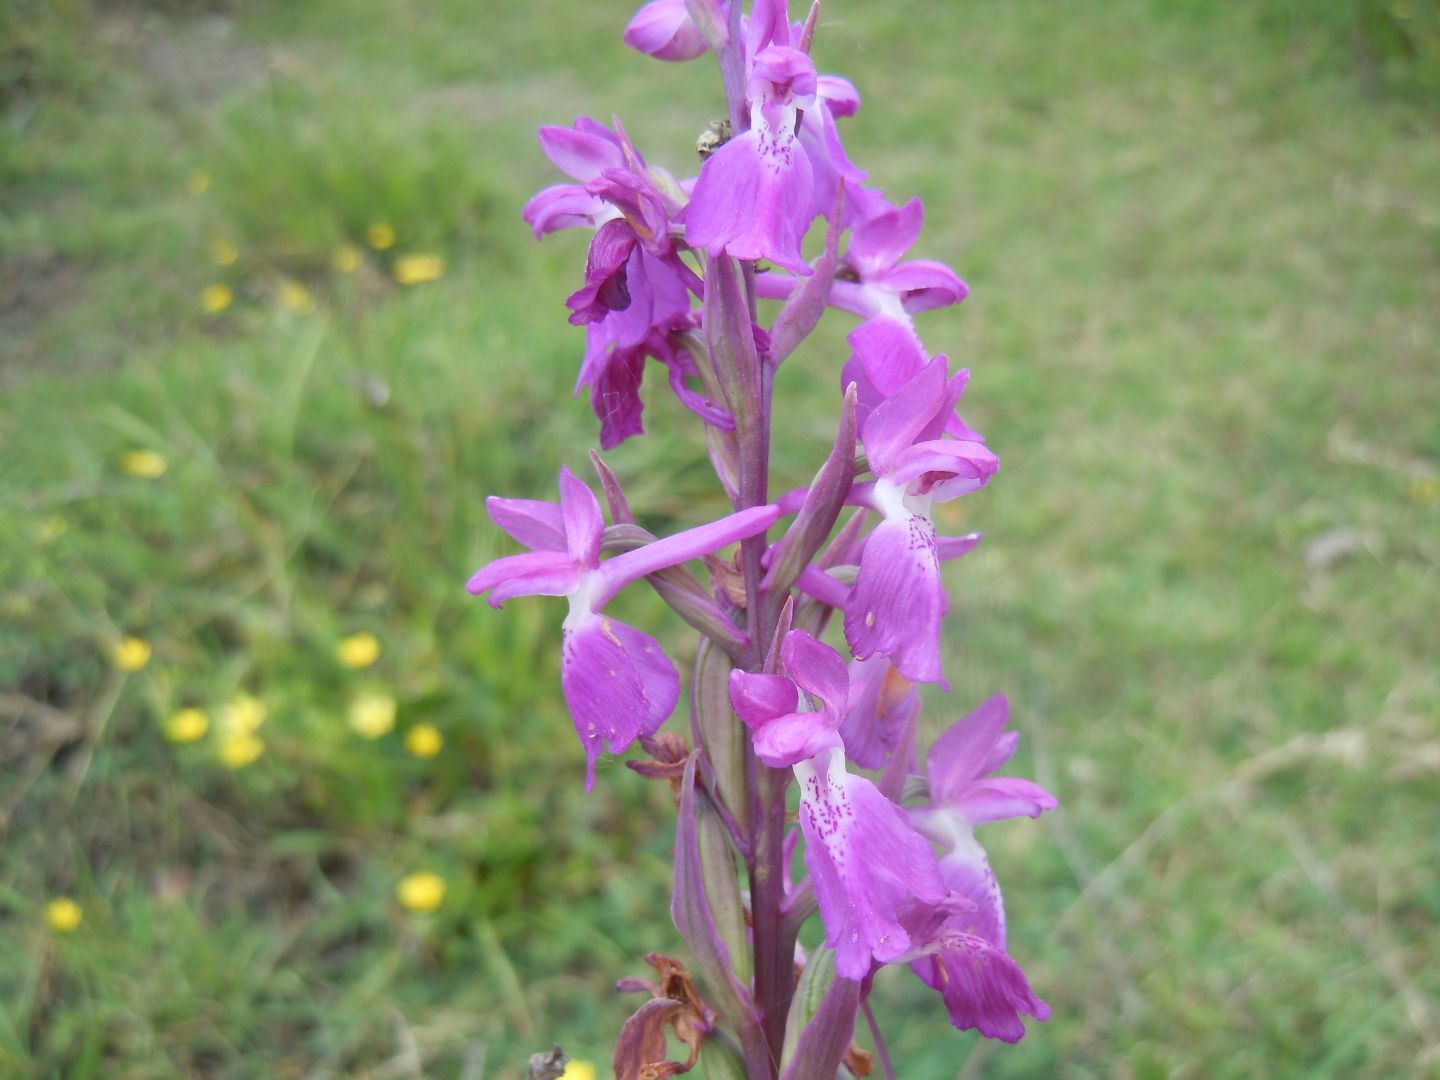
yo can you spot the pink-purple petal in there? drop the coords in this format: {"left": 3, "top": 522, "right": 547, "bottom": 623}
{"left": 685, "top": 126, "right": 815, "bottom": 275}
{"left": 751, "top": 710, "right": 843, "bottom": 769}
{"left": 558, "top": 466, "right": 605, "bottom": 568}
{"left": 840, "top": 657, "right": 919, "bottom": 770}
{"left": 888, "top": 439, "right": 999, "bottom": 494}
{"left": 849, "top": 196, "right": 924, "bottom": 280}
{"left": 466, "top": 550, "right": 581, "bottom": 607}
{"left": 565, "top": 219, "right": 638, "bottom": 326}
{"left": 589, "top": 343, "right": 647, "bottom": 450}
{"left": 537, "top": 121, "right": 626, "bottom": 183}
{"left": 522, "top": 183, "right": 609, "bottom": 237}
{"left": 797, "top": 747, "right": 946, "bottom": 980}
{"left": 938, "top": 844, "right": 1007, "bottom": 948}
{"left": 952, "top": 777, "right": 1059, "bottom": 825}
{"left": 729, "top": 669, "right": 799, "bottom": 728}
{"left": 844, "top": 512, "right": 944, "bottom": 685}
{"left": 885, "top": 258, "right": 969, "bottom": 312}
{"left": 911, "top": 931, "right": 1049, "bottom": 1043}
{"left": 623, "top": 0, "right": 711, "bottom": 61}
{"left": 925, "top": 695, "right": 1010, "bottom": 800}
{"left": 485, "top": 496, "right": 567, "bottom": 552}
{"left": 936, "top": 531, "right": 983, "bottom": 562}
{"left": 816, "top": 73, "right": 860, "bottom": 118}
{"left": 561, "top": 615, "right": 679, "bottom": 791}
{"left": 780, "top": 630, "right": 849, "bottom": 716}
{"left": 858, "top": 355, "right": 949, "bottom": 476}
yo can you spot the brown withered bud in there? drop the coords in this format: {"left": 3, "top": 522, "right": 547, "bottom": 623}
{"left": 703, "top": 552, "right": 748, "bottom": 608}
{"left": 613, "top": 954, "right": 715, "bottom": 1079}
{"left": 844, "top": 1042, "right": 875, "bottom": 1077}
{"left": 627, "top": 732, "right": 691, "bottom": 798}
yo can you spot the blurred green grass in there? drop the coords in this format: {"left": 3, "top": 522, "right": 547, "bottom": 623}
{"left": 3, "top": 0, "right": 1438, "bottom": 1076}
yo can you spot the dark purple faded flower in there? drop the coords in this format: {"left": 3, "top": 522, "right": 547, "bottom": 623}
{"left": 579, "top": 323, "right": 733, "bottom": 449}
{"left": 623, "top": 0, "right": 723, "bottom": 61}
{"left": 525, "top": 117, "right": 694, "bottom": 335}
{"left": 729, "top": 631, "right": 945, "bottom": 979}
{"left": 685, "top": 44, "right": 819, "bottom": 272}
{"left": 903, "top": 695, "right": 1057, "bottom": 1040}
{"left": 468, "top": 467, "right": 778, "bottom": 788}
{"left": 523, "top": 116, "right": 718, "bottom": 446}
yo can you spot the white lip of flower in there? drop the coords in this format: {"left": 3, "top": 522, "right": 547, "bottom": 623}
{"left": 911, "top": 805, "right": 977, "bottom": 853}
{"left": 869, "top": 289, "right": 909, "bottom": 321}
{"left": 873, "top": 475, "right": 934, "bottom": 521}
{"left": 562, "top": 571, "right": 606, "bottom": 630}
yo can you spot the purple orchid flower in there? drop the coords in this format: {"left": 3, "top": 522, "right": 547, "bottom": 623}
{"left": 729, "top": 630, "right": 946, "bottom": 980}
{"left": 523, "top": 117, "right": 718, "bottom": 446}
{"left": 903, "top": 694, "right": 1057, "bottom": 1040}
{"left": 897, "top": 898, "right": 1052, "bottom": 1044}
{"left": 831, "top": 195, "right": 969, "bottom": 319}
{"left": 685, "top": 14, "right": 819, "bottom": 273}
{"left": 842, "top": 324, "right": 998, "bottom": 685}
{"left": 753, "top": 191, "right": 967, "bottom": 330}
{"left": 525, "top": 118, "right": 692, "bottom": 336}
{"left": 468, "top": 467, "right": 778, "bottom": 789}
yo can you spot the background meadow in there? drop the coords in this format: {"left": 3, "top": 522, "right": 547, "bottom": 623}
{"left": 3, "top": 0, "right": 1438, "bottom": 1076}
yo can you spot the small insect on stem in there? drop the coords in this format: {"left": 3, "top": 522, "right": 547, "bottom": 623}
{"left": 696, "top": 118, "right": 733, "bottom": 160}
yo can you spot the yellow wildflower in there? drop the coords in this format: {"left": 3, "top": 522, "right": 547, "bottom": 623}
{"left": 120, "top": 449, "right": 168, "bottom": 478}
{"left": 35, "top": 515, "right": 68, "bottom": 544}
{"left": 210, "top": 234, "right": 238, "bottom": 267}
{"left": 560, "top": 1062, "right": 597, "bottom": 1080}
{"left": 1409, "top": 477, "right": 1438, "bottom": 503}
{"left": 349, "top": 693, "right": 397, "bottom": 739}
{"left": 396, "top": 871, "right": 446, "bottom": 913}
{"left": 393, "top": 254, "right": 445, "bottom": 286}
{"left": 332, "top": 244, "right": 363, "bottom": 273}
{"left": 337, "top": 631, "right": 381, "bottom": 669}
{"left": 187, "top": 169, "right": 211, "bottom": 196}
{"left": 219, "top": 732, "right": 265, "bottom": 769}
{"left": 45, "top": 897, "right": 83, "bottom": 933}
{"left": 218, "top": 693, "right": 267, "bottom": 735}
{"left": 165, "top": 708, "right": 209, "bottom": 743}
{"left": 113, "top": 636, "right": 152, "bottom": 672}
{"left": 277, "top": 280, "right": 316, "bottom": 313}
{"left": 405, "top": 723, "right": 444, "bottom": 759}
{"left": 366, "top": 222, "right": 397, "bottom": 250}
{"left": 200, "top": 283, "right": 233, "bottom": 314}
